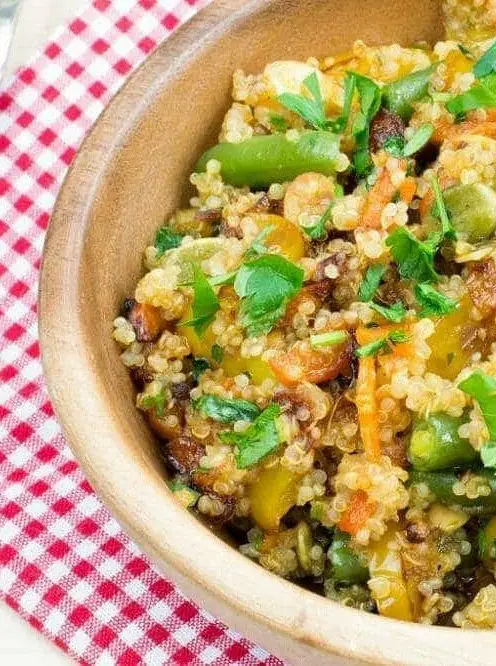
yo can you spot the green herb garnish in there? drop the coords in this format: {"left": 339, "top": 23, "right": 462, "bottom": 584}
{"left": 474, "top": 41, "right": 496, "bottom": 79}
{"left": 219, "top": 404, "right": 282, "bottom": 468}
{"left": 169, "top": 481, "right": 200, "bottom": 508}
{"left": 193, "top": 394, "right": 261, "bottom": 423}
{"left": 310, "top": 330, "right": 348, "bottom": 349}
{"left": 245, "top": 225, "right": 274, "bottom": 260}
{"left": 278, "top": 72, "right": 329, "bottom": 131}
{"left": 141, "top": 391, "right": 166, "bottom": 417}
{"left": 369, "top": 301, "right": 407, "bottom": 323}
{"left": 209, "top": 271, "right": 237, "bottom": 287}
{"left": 431, "top": 176, "right": 456, "bottom": 241}
{"left": 182, "top": 264, "right": 220, "bottom": 336}
{"left": 384, "top": 123, "right": 434, "bottom": 158}
{"left": 269, "top": 113, "right": 289, "bottom": 132}
{"left": 459, "top": 370, "right": 496, "bottom": 468}
{"left": 234, "top": 254, "right": 304, "bottom": 337}
{"left": 192, "top": 358, "right": 210, "bottom": 381}
{"left": 414, "top": 283, "right": 458, "bottom": 317}
{"left": 155, "top": 227, "right": 184, "bottom": 256}
{"left": 358, "top": 264, "right": 387, "bottom": 302}
{"left": 356, "top": 330, "right": 409, "bottom": 358}
{"left": 386, "top": 227, "right": 440, "bottom": 283}
{"left": 446, "top": 73, "right": 496, "bottom": 117}
{"left": 211, "top": 344, "right": 224, "bottom": 364}
{"left": 352, "top": 74, "right": 382, "bottom": 177}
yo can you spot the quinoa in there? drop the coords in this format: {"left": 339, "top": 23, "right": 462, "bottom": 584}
{"left": 114, "top": 2, "right": 496, "bottom": 628}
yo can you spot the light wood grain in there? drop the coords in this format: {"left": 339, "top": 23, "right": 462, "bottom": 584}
{"left": 40, "top": 1, "right": 496, "bottom": 664}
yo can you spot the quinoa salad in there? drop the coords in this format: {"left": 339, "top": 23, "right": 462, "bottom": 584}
{"left": 113, "top": 1, "right": 496, "bottom": 627}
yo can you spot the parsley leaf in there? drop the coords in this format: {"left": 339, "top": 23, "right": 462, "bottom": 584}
{"left": 474, "top": 41, "right": 496, "bottom": 79}
{"left": 208, "top": 271, "right": 237, "bottom": 287}
{"left": 369, "top": 301, "right": 407, "bottom": 323}
{"left": 181, "top": 264, "right": 220, "bottom": 336}
{"left": 328, "top": 72, "right": 357, "bottom": 133}
{"left": 356, "top": 330, "right": 409, "bottom": 358}
{"left": 269, "top": 113, "right": 289, "bottom": 132}
{"left": 303, "top": 184, "right": 345, "bottom": 241}
{"left": 414, "top": 283, "right": 458, "bottom": 317}
{"left": 192, "top": 358, "right": 210, "bottom": 380}
{"left": 352, "top": 74, "right": 382, "bottom": 177}
{"left": 358, "top": 264, "right": 387, "bottom": 302}
{"left": 278, "top": 72, "right": 328, "bottom": 131}
{"left": 431, "top": 176, "right": 456, "bottom": 240}
{"left": 141, "top": 391, "right": 166, "bottom": 417}
{"left": 234, "top": 255, "right": 304, "bottom": 337}
{"left": 459, "top": 370, "right": 496, "bottom": 468}
{"left": 446, "top": 73, "right": 496, "bottom": 117}
{"left": 155, "top": 227, "right": 184, "bottom": 256}
{"left": 211, "top": 344, "right": 224, "bottom": 364}
{"left": 245, "top": 225, "right": 274, "bottom": 260}
{"left": 386, "top": 227, "right": 440, "bottom": 283}
{"left": 219, "top": 404, "right": 282, "bottom": 468}
{"left": 310, "top": 330, "right": 348, "bottom": 349}
{"left": 384, "top": 123, "right": 434, "bottom": 158}
{"left": 193, "top": 394, "right": 260, "bottom": 423}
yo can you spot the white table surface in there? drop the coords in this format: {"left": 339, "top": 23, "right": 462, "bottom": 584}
{"left": 3, "top": 5, "right": 85, "bottom": 664}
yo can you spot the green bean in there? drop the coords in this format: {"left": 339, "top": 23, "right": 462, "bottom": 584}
{"left": 478, "top": 516, "right": 496, "bottom": 562}
{"left": 410, "top": 469, "right": 496, "bottom": 514}
{"left": 328, "top": 530, "right": 369, "bottom": 584}
{"left": 408, "top": 413, "right": 477, "bottom": 472}
{"left": 424, "top": 183, "right": 496, "bottom": 243}
{"left": 195, "top": 131, "right": 342, "bottom": 188}
{"left": 382, "top": 65, "right": 438, "bottom": 120}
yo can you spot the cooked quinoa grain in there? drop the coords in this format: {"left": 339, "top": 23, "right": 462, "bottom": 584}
{"left": 115, "top": 2, "right": 496, "bottom": 628}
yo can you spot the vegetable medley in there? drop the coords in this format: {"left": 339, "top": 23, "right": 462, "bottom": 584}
{"left": 114, "top": 1, "right": 496, "bottom": 627}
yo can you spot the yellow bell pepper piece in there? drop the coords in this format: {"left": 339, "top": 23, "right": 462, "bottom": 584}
{"left": 249, "top": 464, "right": 301, "bottom": 532}
{"left": 368, "top": 527, "right": 414, "bottom": 622}
{"left": 251, "top": 214, "right": 305, "bottom": 262}
{"left": 426, "top": 295, "right": 474, "bottom": 381}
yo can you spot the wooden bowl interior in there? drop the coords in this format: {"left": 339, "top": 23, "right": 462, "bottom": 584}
{"left": 41, "top": 1, "right": 496, "bottom": 664}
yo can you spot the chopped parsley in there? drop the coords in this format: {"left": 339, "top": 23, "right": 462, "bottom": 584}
{"left": 219, "top": 404, "right": 282, "bottom": 468}
{"left": 303, "top": 184, "right": 344, "bottom": 241}
{"left": 278, "top": 72, "right": 330, "bottom": 131}
{"left": 351, "top": 74, "right": 382, "bottom": 178}
{"left": 358, "top": 264, "right": 387, "bottom": 302}
{"left": 431, "top": 176, "right": 456, "bottom": 241}
{"left": 193, "top": 394, "right": 261, "bottom": 423}
{"left": 386, "top": 227, "right": 440, "bottom": 283}
{"left": 211, "top": 344, "right": 224, "bottom": 364}
{"left": 169, "top": 481, "right": 200, "bottom": 508}
{"left": 414, "top": 283, "right": 458, "bottom": 317}
{"left": 310, "top": 330, "right": 348, "bottom": 349}
{"left": 474, "top": 41, "right": 496, "bottom": 79}
{"left": 245, "top": 225, "right": 274, "bottom": 260}
{"left": 141, "top": 391, "right": 166, "bottom": 417}
{"left": 446, "top": 74, "right": 496, "bottom": 117}
{"left": 369, "top": 301, "right": 407, "bottom": 323}
{"left": 181, "top": 264, "right": 220, "bottom": 336}
{"left": 269, "top": 113, "right": 289, "bottom": 132}
{"left": 234, "top": 254, "right": 304, "bottom": 337}
{"left": 208, "top": 271, "right": 237, "bottom": 287}
{"left": 192, "top": 358, "right": 210, "bottom": 381}
{"left": 356, "top": 330, "right": 409, "bottom": 358}
{"left": 155, "top": 227, "right": 184, "bottom": 256}
{"left": 458, "top": 370, "right": 496, "bottom": 468}
{"left": 384, "top": 123, "right": 434, "bottom": 158}
{"left": 327, "top": 71, "right": 357, "bottom": 133}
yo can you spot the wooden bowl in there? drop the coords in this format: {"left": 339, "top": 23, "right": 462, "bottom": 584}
{"left": 40, "top": 1, "right": 495, "bottom": 663}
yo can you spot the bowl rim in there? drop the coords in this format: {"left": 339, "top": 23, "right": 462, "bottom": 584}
{"left": 39, "top": 1, "right": 496, "bottom": 663}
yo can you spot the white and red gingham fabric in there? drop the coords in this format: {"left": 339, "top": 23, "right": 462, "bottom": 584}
{"left": 0, "top": 1, "right": 285, "bottom": 664}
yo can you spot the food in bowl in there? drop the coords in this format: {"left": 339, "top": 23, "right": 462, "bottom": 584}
{"left": 113, "top": 0, "right": 496, "bottom": 628}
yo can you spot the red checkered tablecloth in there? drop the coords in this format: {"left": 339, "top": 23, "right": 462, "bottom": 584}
{"left": 0, "top": 1, "right": 285, "bottom": 664}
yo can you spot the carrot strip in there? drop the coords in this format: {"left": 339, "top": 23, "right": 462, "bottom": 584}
{"left": 356, "top": 356, "right": 381, "bottom": 460}
{"left": 361, "top": 169, "right": 397, "bottom": 229}
{"left": 399, "top": 177, "right": 416, "bottom": 205}
{"left": 338, "top": 490, "right": 377, "bottom": 535}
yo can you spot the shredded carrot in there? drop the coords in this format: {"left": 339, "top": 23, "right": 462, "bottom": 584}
{"left": 361, "top": 169, "right": 397, "bottom": 229}
{"left": 399, "top": 177, "right": 416, "bottom": 206}
{"left": 355, "top": 356, "right": 381, "bottom": 460}
{"left": 433, "top": 118, "right": 496, "bottom": 145}
{"left": 338, "top": 490, "right": 377, "bottom": 535}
